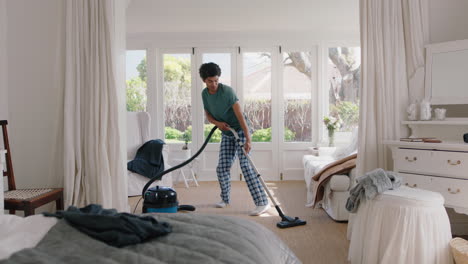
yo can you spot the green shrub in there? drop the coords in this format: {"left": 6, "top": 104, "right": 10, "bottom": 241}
{"left": 183, "top": 126, "right": 192, "bottom": 141}
{"left": 252, "top": 128, "right": 272, "bottom": 142}
{"left": 204, "top": 124, "right": 222, "bottom": 143}
{"left": 182, "top": 125, "right": 222, "bottom": 143}
{"left": 251, "top": 127, "right": 295, "bottom": 142}
{"left": 165, "top": 127, "right": 183, "bottom": 140}
{"left": 330, "top": 101, "right": 359, "bottom": 131}
{"left": 284, "top": 128, "right": 295, "bottom": 141}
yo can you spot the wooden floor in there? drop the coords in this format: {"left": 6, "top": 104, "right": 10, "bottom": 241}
{"left": 129, "top": 181, "right": 350, "bottom": 264}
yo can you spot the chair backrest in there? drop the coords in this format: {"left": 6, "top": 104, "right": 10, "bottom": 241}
{"left": 127, "top": 112, "right": 151, "bottom": 160}
{"left": 1, "top": 120, "right": 16, "bottom": 191}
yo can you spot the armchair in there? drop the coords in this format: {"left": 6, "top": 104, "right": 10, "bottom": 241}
{"left": 127, "top": 112, "right": 172, "bottom": 196}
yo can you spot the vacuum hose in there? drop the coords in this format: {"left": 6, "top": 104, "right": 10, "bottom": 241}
{"left": 141, "top": 126, "right": 219, "bottom": 197}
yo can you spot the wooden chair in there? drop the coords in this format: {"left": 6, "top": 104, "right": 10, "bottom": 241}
{"left": 1, "top": 120, "right": 63, "bottom": 216}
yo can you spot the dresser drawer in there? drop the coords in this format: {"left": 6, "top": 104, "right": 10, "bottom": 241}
{"left": 430, "top": 151, "right": 468, "bottom": 179}
{"left": 394, "top": 149, "right": 434, "bottom": 174}
{"left": 431, "top": 177, "right": 468, "bottom": 208}
{"left": 399, "top": 173, "right": 431, "bottom": 190}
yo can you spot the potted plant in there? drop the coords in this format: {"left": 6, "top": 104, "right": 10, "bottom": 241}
{"left": 323, "top": 115, "right": 342, "bottom": 147}
{"left": 182, "top": 133, "right": 189, "bottom": 150}
{"left": 181, "top": 132, "right": 191, "bottom": 159}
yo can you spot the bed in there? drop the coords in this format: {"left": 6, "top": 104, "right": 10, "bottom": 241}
{"left": 0, "top": 213, "right": 300, "bottom": 264}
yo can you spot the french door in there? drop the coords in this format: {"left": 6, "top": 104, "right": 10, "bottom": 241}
{"left": 156, "top": 47, "right": 317, "bottom": 182}
{"left": 194, "top": 48, "right": 240, "bottom": 181}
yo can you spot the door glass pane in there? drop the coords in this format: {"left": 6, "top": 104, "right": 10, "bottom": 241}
{"left": 126, "top": 50, "right": 147, "bottom": 112}
{"left": 201, "top": 53, "right": 232, "bottom": 143}
{"left": 327, "top": 47, "right": 360, "bottom": 144}
{"left": 283, "top": 51, "right": 313, "bottom": 142}
{"left": 163, "top": 53, "right": 192, "bottom": 143}
{"left": 243, "top": 52, "right": 272, "bottom": 142}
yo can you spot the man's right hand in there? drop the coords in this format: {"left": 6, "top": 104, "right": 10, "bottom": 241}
{"left": 216, "top": 122, "right": 230, "bottom": 131}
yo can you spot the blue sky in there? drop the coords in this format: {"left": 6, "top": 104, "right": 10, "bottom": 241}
{"left": 126, "top": 50, "right": 146, "bottom": 80}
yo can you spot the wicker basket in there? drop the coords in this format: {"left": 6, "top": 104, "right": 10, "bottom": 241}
{"left": 450, "top": 238, "right": 468, "bottom": 264}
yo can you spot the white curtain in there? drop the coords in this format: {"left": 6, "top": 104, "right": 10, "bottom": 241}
{"left": 63, "top": 0, "right": 128, "bottom": 210}
{"left": 0, "top": 0, "right": 6, "bottom": 213}
{"left": 402, "top": 0, "right": 430, "bottom": 102}
{"left": 356, "top": 0, "right": 429, "bottom": 177}
{"left": 0, "top": 0, "right": 7, "bottom": 121}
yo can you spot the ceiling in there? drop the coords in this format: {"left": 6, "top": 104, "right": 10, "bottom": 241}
{"left": 126, "top": 0, "right": 359, "bottom": 34}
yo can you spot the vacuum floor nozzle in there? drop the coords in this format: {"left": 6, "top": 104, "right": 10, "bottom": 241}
{"left": 277, "top": 217, "right": 307, "bottom": 228}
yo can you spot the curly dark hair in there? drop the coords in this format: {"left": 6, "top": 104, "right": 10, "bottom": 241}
{"left": 199, "top": 62, "right": 221, "bottom": 81}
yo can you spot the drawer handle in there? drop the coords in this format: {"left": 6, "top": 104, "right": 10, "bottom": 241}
{"left": 405, "top": 156, "right": 417, "bottom": 162}
{"left": 448, "top": 188, "right": 461, "bottom": 194}
{"left": 447, "top": 160, "right": 461, "bottom": 166}
{"left": 405, "top": 183, "right": 417, "bottom": 188}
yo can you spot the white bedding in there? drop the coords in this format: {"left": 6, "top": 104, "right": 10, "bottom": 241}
{"left": 0, "top": 215, "right": 57, "bottom": 260}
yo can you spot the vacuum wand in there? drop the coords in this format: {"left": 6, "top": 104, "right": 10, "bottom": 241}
{"left": 228, "top": 128, "right": 306, "bottom": 229}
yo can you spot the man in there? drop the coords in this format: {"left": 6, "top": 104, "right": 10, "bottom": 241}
{"left": 199, "top": 62, "right": 270, "bottom": 216}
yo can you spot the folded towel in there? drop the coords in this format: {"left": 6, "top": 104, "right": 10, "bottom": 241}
{"left": 43, "top": 204, "right": 171, "bottom": 247}
{"left": 346, "top": 168, "right": 402, "bottom": 213}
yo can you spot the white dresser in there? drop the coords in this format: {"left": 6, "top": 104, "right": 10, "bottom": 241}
{"left": 385, "top": 118, "right": 468, "bottom": 215}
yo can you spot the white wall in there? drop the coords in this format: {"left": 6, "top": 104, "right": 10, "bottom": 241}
{"left": 126, "top": 0, "right": 360, "bottom": 47}
{"left": 6, "top": 0, "right": 64, "bottom": 194}
{"left": 429, "top": 0, "right": 468, "bottom": 116}
{"left": 127, "top": 0, "right": 359, "bottom": 34}
{"left": 0, "top": 0, "right": 8, "bottom": 121}
{"left": 5, "top": 0, "right": 129, "bottom": 213}
{"left": 429, "top": 0, "right": 468, "bottom": 44}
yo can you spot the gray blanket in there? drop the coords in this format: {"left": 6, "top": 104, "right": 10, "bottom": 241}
{"left": 346, "top": 168, "right": 402, "bottom": 213}
{"left": 1, "top": 213, "right": 300, "bottom": 264}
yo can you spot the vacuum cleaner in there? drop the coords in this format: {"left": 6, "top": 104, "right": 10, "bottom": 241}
{"left": 143, "top": 186, "right": 195, "bottom": 213}
{"left": 142, "top": 126, "right": 306, "bottom": 229}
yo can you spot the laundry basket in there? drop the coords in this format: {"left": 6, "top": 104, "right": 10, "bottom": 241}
{"left": 451, "top": 237, "right": 468, "bottom": 264}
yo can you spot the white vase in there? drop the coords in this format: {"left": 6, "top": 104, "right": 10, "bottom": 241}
{"left": 328, "top": 129, "right": 335, "bottom": 147}
{"left": 420, "top": 99, "right": 432, "bottom": 121}
{"left": 182, "top": 149, "right": 191, "bottom": 159}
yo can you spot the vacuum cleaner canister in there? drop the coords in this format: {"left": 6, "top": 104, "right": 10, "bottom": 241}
{"left": 143, "top": 186, "right": 178, "bottom": 213}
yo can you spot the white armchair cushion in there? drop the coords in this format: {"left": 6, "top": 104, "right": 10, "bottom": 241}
{"left": 328, "top": 175, "right": 350, "bottom": 192}
{"left": 332, "top": 127, "right": 358, "bottom": 160}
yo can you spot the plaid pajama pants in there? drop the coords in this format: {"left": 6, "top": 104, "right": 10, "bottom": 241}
{"left": 216, "top": 130, "right": 268, "bottom": 206}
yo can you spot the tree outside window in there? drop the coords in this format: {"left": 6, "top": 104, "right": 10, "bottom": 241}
{"left": 126, "top": 51, "right": 147, "bottom": 112}
{"left": 328, "top": 47, "right": 360, "bottom": 133}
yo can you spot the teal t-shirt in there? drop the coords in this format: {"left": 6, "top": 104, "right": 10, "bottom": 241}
{"left": 202, "top": 83, "right": 241, "bottom": 134}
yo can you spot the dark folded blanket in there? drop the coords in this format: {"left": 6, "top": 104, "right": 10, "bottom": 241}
{"left": 43, "top": 204, "right": 171, "bottom": 247}
{"left": 346, "top": 168, "right": 402, "bottom": 213}
{"left": 127, "top": 139, "right": 165, "bottom": 179}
